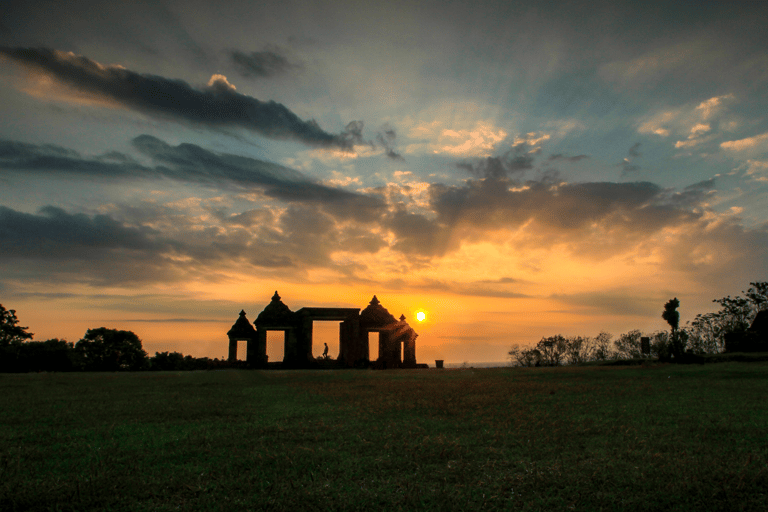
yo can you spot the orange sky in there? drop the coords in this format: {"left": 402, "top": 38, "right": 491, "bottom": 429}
{"left": 2, "top": 1, "right": 767, "bottom": 364}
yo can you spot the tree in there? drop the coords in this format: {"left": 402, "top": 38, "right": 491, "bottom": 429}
{"left": 662, "top": 298, "right": 687, "bottom": 358}
{"left": 150, "top": 351, "right": 185, "bottom": 371}
{"left": 614, "top": 329, "right": 642, "bottom": 359}
{"left": 75, "top": 328, "right": 148, "bottom": 371}
{"left": 662, "top": 298, "right": 680, "bottom": 333}
{"left": 592, "top": 331, "right": 614, "bottom": 361}
{"left": 0, "top": 304, "right": 33, "bottom": 346}
{"left": 745, "top": 282, "right": 768, "bottom": 312}
{"left": 564, "top": 336, "right": 593, "bottom": 365}
{"left": 536, "top": 335, "right": 567, "bottom": 366}
{"left": 508, "top": 344, "right": 541, "bottom": 367}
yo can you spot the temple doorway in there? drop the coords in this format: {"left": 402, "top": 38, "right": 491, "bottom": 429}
{"left": 266, "top": 331, "right": 285, "bottom": 363}
{"left": 312, "top": 321, "right": 340, "bottom": 359}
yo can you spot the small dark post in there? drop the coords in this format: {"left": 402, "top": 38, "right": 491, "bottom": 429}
{"left": 435, "top": 359, "right": 444, "bottom": 369}
{"left": 641, "top": 337, "right": 651, "bottom": 356}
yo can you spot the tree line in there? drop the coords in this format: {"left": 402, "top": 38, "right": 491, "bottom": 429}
{"left": 0, "top": 306, "right": 239, "bottom": 372}
{"left": 509, "top": 281, "right": 768, "bottom": 367}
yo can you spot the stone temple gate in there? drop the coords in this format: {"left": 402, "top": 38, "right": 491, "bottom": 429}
{"left": 227, "top": 292, "right": 421, "bottom": 368}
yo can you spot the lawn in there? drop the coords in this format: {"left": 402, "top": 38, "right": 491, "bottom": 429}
{"left": 1, "top": 363, "right": 766, "bottom": 511}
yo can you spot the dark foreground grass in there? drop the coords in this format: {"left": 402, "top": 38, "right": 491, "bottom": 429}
{"left": 1, "top": 363, "right": 766, "bottom": 511}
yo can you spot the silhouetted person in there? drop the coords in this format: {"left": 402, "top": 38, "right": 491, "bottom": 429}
{"left": 323, "top": 343, "right": 329, "bottom": 359}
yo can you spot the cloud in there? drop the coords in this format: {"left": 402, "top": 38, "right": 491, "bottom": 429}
{"left": 721, "top": 132, "right": 768, "bottom": 151}
{"left": 696, "top": 94, "right": 734, "bottom": 119}
{"left": 0, "top": 205, "right": 167, "bottom": 258}
{"left": 456, "top": 148, "right": 535, "bottom": 180}
{"left": 0, "top": 47, "right": 354, "bottom": 150}
{"left": 548, "top": 154, "right": 589, "bottom": 163}
{"left": 550, "top": 290, "right": 661, "bottom": 317}
{"left": 618, "top": 142, "right": 641, "bottom": 175}
{"left": 376, "top": 125, "right": 404, "bottom": 161}
{"left": 407, "top": 120, "right": 507, "bottom": 157}
{"left": 512, "top": 132, "right": 551, "bottom": 148}
{"left": 229, "top": 48, "right": 300, "bottom": 78}
{"left": 0, "top": 135, "right": 386, "bottom": 221}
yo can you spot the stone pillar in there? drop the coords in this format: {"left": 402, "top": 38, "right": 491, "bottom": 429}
{"left": 228, "top": 337, "right": 238, "bottom": 362}
{"left": 403, "top": 336, "right": 416, "bottom": 366}
{"left": 250, "top": 328, "right": 267, "bottom": 366}
{"left": 285, "top": 327, "right": 302, "bottom": 366}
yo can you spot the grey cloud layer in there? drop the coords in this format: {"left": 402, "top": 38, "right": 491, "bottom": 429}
{"left": 2, "top": 136, "right": 764, "bottom": 293}
{"left": 0, "top": 47, "right": 354, "bottom": 149}
{"left": 0, "top": 136, "right": 385, "bottom": 221}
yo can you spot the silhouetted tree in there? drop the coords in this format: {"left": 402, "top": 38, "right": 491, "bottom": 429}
{"left": 536, "top": 335, "right": 567, "bottom": 366}
{"left": 75, "top": 328, "right": 148, "bottom": 371}
{"left": 745, "top": 282, "right": 768, "bottom": 312}
{"left": 614, "top": 330, "right": 643, "bottom": 359}
{"left": 564, "top": 335, "right": 592, "bottom": 365}
{"left": 0, "top": 304, "right": 33, "bottom": 346}
{"left": 150, "top": 351, "right": 186, "bottom": 371}
{"left": 508, "top": 344, "right": 542, "bottom": 367}
{"left": 662, "top": 298, "right": 680, "bottom": 333}
{"left": 14, "top": 339, "right": 76, "bottom": 372}
{"left": 662, "top": 298, "right": 688, "bottom": 359}
{"left": 592, "top": 331, "right": 614, "bottom": 361}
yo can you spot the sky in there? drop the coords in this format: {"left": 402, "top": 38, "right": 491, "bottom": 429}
{"left": 1, "top": 0, "right": 767, "bottom": 364}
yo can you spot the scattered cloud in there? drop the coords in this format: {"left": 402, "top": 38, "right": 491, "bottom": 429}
{"left": 376, "top": 125, "right": 404, "bottom": 161}
{"left": 0, "top": 47, "right": 355, "bottom": 150}
{"left": 696, "top": 94, "right": 734, "bottom": 119}
{"left": 721, "top": 132, "right": 768, "bottom": 152}
{"left": 618, "top": 142, "right": 641, "bottom": 175}
{"left": 512, "top": 132, "right": 551, "bottom": 149}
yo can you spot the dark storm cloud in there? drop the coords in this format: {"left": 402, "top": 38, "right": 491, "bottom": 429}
{"left": 229, "top": 49, "right": 300, "bottom": 78}
{"left": 0, "top": 47, "right": 354, "bottom": 150}
{"left": 0, "top": 136, "right": 386, "bottom": 221}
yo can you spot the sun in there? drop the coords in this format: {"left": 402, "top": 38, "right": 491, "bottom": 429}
{"left": 416, "top": 311, "right": 426, "bottom": 322}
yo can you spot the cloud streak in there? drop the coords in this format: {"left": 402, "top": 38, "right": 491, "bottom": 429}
{"left": 0, "top": 136, "right": 386, "bottom": 221}
{"left": 229, "top": 48, "right": 300, "bottom": 78}
{"left": 0, "top": 47, "right": 355, "bottom": 150}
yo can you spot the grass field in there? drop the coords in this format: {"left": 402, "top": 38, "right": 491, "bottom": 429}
{"left": 1, "top": 363, "right": 767, "bottom": 511}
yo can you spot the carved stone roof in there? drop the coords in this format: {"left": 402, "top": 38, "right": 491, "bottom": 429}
{"left": 227, "top": 310, "right": 257, "bottom": 338}
{"left": 255, "top": 291, "right": 295, "bottom": 327}
{"left": 359, "top": 295, "right": 397, "bottom": 328}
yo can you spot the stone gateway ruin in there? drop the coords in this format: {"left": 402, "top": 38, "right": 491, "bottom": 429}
{"left": 227, "top": 292, "right": 424, "bottom": 369}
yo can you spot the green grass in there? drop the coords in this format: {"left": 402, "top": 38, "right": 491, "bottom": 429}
{"left": 1, "top": 363, "right": 767, "bottom": 511}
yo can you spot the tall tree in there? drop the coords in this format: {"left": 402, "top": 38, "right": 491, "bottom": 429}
{"left": 0, "top": 304, "right": 33, "bottom": 346}
{"left": 662, "top": 298, "right": 680, "bottom": 333}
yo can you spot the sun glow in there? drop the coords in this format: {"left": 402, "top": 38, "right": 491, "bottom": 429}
{"left": 416, "top": 311, "right": 426, "bottom": 322}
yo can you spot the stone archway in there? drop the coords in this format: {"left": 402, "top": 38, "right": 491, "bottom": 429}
{"left": 226, "top": 310, "right": 256, "bottom": 362}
